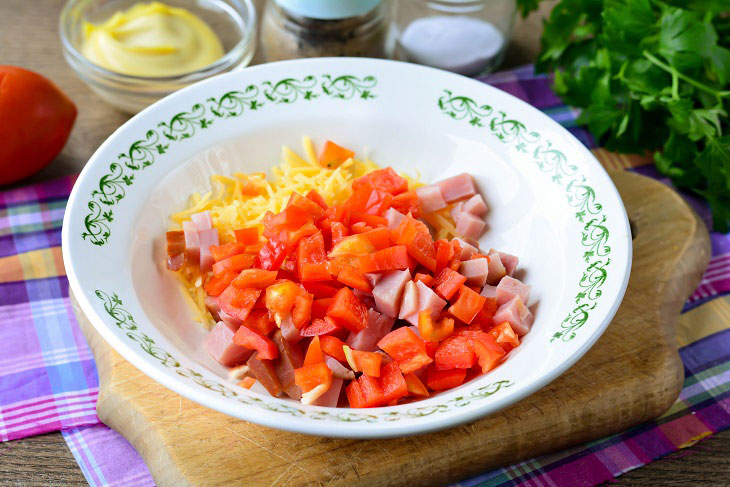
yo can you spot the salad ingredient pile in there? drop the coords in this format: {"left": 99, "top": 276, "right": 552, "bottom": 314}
{"left": 165, "top": 139, "right": 534, "bottom": 407}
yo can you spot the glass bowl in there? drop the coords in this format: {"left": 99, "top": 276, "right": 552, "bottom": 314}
{"left": 59, "top": 0, "right": 257, "bottom": 114}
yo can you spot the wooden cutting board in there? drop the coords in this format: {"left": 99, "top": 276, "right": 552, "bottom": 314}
{"left": 71, "top": 170, "right": 710, "bottom": 487}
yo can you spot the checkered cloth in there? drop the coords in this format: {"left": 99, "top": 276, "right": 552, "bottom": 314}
{"left": 1, "top": 65, "right": 729, "bottom": 487}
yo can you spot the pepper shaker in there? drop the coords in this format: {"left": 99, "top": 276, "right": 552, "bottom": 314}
{"left": 260, "top": 0, "right": 391, "bottom": 61}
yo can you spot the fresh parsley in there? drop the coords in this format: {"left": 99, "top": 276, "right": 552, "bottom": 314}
{"left": 530, "top": 0, "right": 730, "bottom": 230}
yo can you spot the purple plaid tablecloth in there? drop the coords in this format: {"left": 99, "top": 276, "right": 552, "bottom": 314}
{"left": 1, "top": 65, "right": 729, "bottom": 487}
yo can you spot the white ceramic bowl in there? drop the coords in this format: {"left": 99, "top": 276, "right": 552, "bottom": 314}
{"left": 62, "top": 58, "right": 631, "bottom": 439}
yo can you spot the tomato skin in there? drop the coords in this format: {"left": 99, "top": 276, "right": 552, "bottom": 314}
{"left": 0, "top": 66, "right": 77, "bottom": 184}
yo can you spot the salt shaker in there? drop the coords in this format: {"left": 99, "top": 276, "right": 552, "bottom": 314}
{"left": 393, "top": 0, "right": 516, "bottom": 76}
{"left": 260, "top": 0, "right": 390, "bottom": 61}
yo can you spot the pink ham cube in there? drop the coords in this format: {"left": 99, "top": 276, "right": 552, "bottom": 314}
{"left": 191, "top": 210, "right": 213, "bottom": 231}
{"left": 279, "top": 314, "right": 303, "bottom": 343}
{"left": 204, "top": 322, "right": 253, "bottom": 366}
{"left": 456, "top": 212, "right": 486, "bottom": 240}
{"left": 416, "top": 185, "right": 447, "bottom": 213}
{"left": 454, "top": 238, "right": 478, "bottom": 260}
{"left": 450, "top": 201, "right": 464, "bottom": 222}
{"left": 460, "top": 257, "right": 490, "bottom": 288}
{"left": 436, "top": 173, "right": 477, "bottom": 203}
{"left": 198, "top": 228, "right": 219, "bottom": 272}
{"left": 493, "top": 297, "right": 534, "bottom": 336}
{"left": 486, "top": 250, "right": 507, "bottom": 285}
{"left": 373, "top": 269, "right": 411, "bottom": 318}
{"left": 498, "top": 251, "right": 519, "bottom": 276}
{"left": 401, "top": 281, "right": 447, "bottom": 326}
{"left": 183, "top": 220, "right": 200, "bottom": 263}
{"left": 384, "top": 208, "right": 406, "bottom": 230}
{"left": 398, "top": 281, "right": 419, "bottom": 323}
{"left": 347, "top": 309, "right": 395, "bottom": 352}
{"left": 218, "top": 310, "right": 241, "bottom": 331}
{"left": 463, "top": 194, "right": 488, "bottom": 216}
{"left": 313, "top": 378, "right": 344, "bottom": 407}
{"left": 481, "top": 284, "right": 497, "bottom": 298}
{"left": 496, "top": 276, "right": 531, "bottom": 306}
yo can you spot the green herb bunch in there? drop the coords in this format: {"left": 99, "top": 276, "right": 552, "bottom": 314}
{"left": 530, "top": 0, "right": 730, "bottom": 230}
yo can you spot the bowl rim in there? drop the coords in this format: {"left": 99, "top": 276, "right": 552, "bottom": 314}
{"left": 58, "top": 0, "right": 257, "bottom": 83}
{"left": 62, "top": 57, "right": 632, "bottom": 438}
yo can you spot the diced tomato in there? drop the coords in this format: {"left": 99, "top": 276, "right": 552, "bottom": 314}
{"left": 306, "top": 189, "right": 328, "bottom": 210}
{"left": 448, "top": 240, "right": 462, "bottom": 271}
{"left": 346, "top": 183, "right": 375, "bottom": 215}
{"left": 346, "top": 361, "right": 407, "bottom": 408}
{"left": 350, "top": 221, "right": 373, "bottom": 234}
{"left": 301, "top": 281, "right": 343, "bottom": 299}
{"left": 449, "top": 286, "right": 487, "bottom": 324}
{"left": 390, "top": 190, "right": 421, "bottom": 218}
{"left": 414, "top": 273, "right": 435, "bottom": 287}
{"left": 258, "top": 238, "right": 291, "bottom": 271}
{"left": 265, "top": 280, "right": 300, "bottom": 315}
{"left": 329, "top": 234, "right": 376, "bottom": 259}
{"left": 379, "top": 361, "right": 408, "bottom": 403}
{"left": 238, "top": 376, "right": 256, "bottom": 389}
{"left": 204, "top": 270, "right": 238, "bottom": 297}
{"left": 229, "top": 269, "right": 275, "bottom": 290}
{"left": 291, "top": 292, "right": 313, "bottom": 329}
{"left": 299, "top": 263, "right": 331, "bottom": 282}
{"left": 377, "top": 327, "right": 433, "bottom": 374}
{"left": 336, "top": 264, "right": 373, "bottom": 293}
{"left": 346, "top": 380, "right": 368, "bottom": 408}
{"left": 238, "top": 175, "right": 263, "bottom": 196}
{"left": 472, "top": 297, "right": 498, "bottom": 329}
{"left": 433, "top": 267, "right": 467, "bottom": 301}
{"left": 320, "top": 335, "right": 347, "bottom": 362}
{"left": 327, "top": 287, "right": 368, "bottom": 332}
{"left": 426, "top": 366, "right": 467, "bottom": 391}
{"left": 364, "top": 190, "right": 393, "bottom": 215}
{"left": 418, "top": 311, "right": 455, "bottom": 342}
{"left": 434, "top": 239, "right": 452, "bottom": 275}
{"left": 319, "top": 140, "right": 354, "bottom": 168}
{"left": 287, "top": 192, "right": 326, "bottom": 222}
{"left": 487, "top": 321, "right": 520, "bottom": 351}
{"left": 331, "top": 222, "right": 348, "bottom": 245}
{"left": 303, "top": 336, "right": 325, "bottom": 366}
{"left": 392, "top": 217, "right": 436, "bottom": 271}
{"left": 294, "top": 362, "right": 332, "bottom": 392}
{"left": 300, "top": 317, "right": 344, "bottom": 337}
{"left": 288, "top": 222, "right": 319, "bottom": 247}
{"left": 352, "top": 167, "right": 408, "bottom": 196}
{"left": 472, "top": 332, "right": 506, "bottom": 373}
{"left": 326, "top": 203, "right": 351, "bottom": 227}
{"left": 352, "top": 350, "right": 382, "bottom": 377}
{"left": 404, "top": 373, "right": 429, "bottom": 397}
{"left": 424, "top": 340, "right": 439, "bottom": 359}
{"left": 210, "top": 242, "right": 246, "bottom": 262}
{"left": 311, "top": 298, "right": 333, "bottom": 320}
{"left": 234, "top": 227, "right": 259, "bottom": 245}
{"left": 358, "top": 245, "right": 410, "bottom": 273}
{"left": 351, "top": 211, "right": 389, "bottom": 227}
{"left": 242, "top": 309, "right": 276, "bottom": 335}
{"left": 233, "top": 324, "right": 278, "bottom": 360}
{"left": 359, "top": 227, "right": 391, "bottom": 250}
{"left": 434, "top": 334, "right": 475, "bottom": 370}
{"left": 219, "top": 286, "right": 261, "bottom": 322}
{"left": 297, "top": 231, "right": 330, "bottom": 282}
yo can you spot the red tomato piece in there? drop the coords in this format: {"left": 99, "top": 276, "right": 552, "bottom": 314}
{"left": 390, "top": 190, "right": 421, "bottom": 218}
{"left": 319, "top": 140, "right": 354, "bottom": 168}
{"left": 379, "top": 361, "right": 408, "bottom": 404}
{"left": 287, "top": 192, "right": 326, "bottom": 223}
{"left": 210, "top": 242, "right": 246, "bottom": 262}
{"left": 300, "top": 317, "right": 344, "bottom": 337}
{"left": 377, "top": 327, "right": 433, "bottom": 374}
{"left": 487, "top": 321, "right": 521, "bottom": 351}
{"left": 449, "top": 286, "right": 487, "bottom": 324}
{"left": 404, "top": 373, "right": 429, "bottom": 397}
{"left": 212, "top": 253, "right": 256, "bottom": 276}
{"left": 303, "top": 336, "right": 326, "bottom": 366}
{"left": 233, "top": 324, "right": 278, "bottom": 360}
{"left": 232, "top": 269, "right": 278, "bottom": 289}
{"left": 204, "top": 270, "right": 238, "bottom": 297}
{"left": 360, "top": 227, "right": 391, "bottom": 250}
{"left": 358, "top": 245, "right": 410, "bottom": 273}
{"left": 426, "top": 366, "right": 467, "bottom": 391}
{"left": 414, "top": 273, "right": 435, "bottom": 287}
{"left": 434, "top": 239, "right": 452, "bottom": 275}
{"left": 392, "top": 217, "right": 437, "bottom": 271}
{"left": 352, "top": 350, "right": 382, "bottom": 377}
{"left": 242, "top": 309, "right": 276, "bottom": 336}
{"left": 331, "top": 222, "right": 348, "bottom": 245}
{"left": 320, "top": 335, "right": 347, "bottom": 362}
{"left": 306, "top": 189, "right": 328, "bottom": 210}
{"left": 336, "top": 264, "right": 373, "bottom": 293}
{"left": 472, "top": 296, "right": 498, "bottom": 329}
{"left": 433, "top": 267, "right": 467, "bottom": 301}
{"left": 219, "top": 286, "right": 261, "bottom": 322}
{"left": 294, "top": 362, "right": 332, "bottom": 392}
{"left": 265, "top": 280, "right": 300, "bottom": 315}
{"left": 434, "top": 334, "right": 476, "bottom": 370}
{"left": 352, "top": 167, "right": 408, "bottom": 196}
{"left": 257, "top": 238, "right": 291, "bottom": 271}
{"left": 297, "top": 231, "right": 329, "bottom": 281}
{"left": 300, "top": 281, "right": 343, "bottom": 299}
{"left": 311, "top": 298, "right": 333, "bottom": 320}
{"left": 472, "top": 332, "right": 506, "bottom": 373}
{"left": 291, "top": 292, "right": 313, "bottom": 329}
{"left": 234, "top": 227, "right": 259, "bottom": 245}
{"left": 350, "top": 212, "right": 389, "bottom": 227}
{"left": 326, "top": 287, "right": 368, "bottom": 332}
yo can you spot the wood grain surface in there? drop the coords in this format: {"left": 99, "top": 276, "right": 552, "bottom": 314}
{"left": 3, "top": 0, "right": 730, "bottom": 486}
{"left": 68, "top": 170, "right": 707, "bottom": 487}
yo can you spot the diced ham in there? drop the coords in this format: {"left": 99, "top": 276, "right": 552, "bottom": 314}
{"left": 166, "top": 231, "right": 186, "bottom": 256}
{"left": 496, "top": 276, "right": 531, "bottom": 306}
{"left": 166, "top": 253, "right": 185, "bottom": 271}
{"left": 384, "top": 208, "right": 406, "bottom": 230}
{"left": 416, "top": 185, "right": 447, "bottom": 213}
{"left": 373, "top": 269, "right": 411, "bottom": 318}
{"left": 346, "top": 309, "right": 395, "bottom": 352}
{"left": 460, "top": 258, "right": 490, "bottom": 288}
{"left": 247, "top": 351, "right": 283, "bottom": 397}
{"left": 198, "top": 228, "right": 219, "bottom": 272}
{"left": 191, "top": 210, "right": 213, "bottom": 231}
{"left": 273, "top": 330, "right": 304, "bottom": 400}
{"left": 486, "top": 250, "right": 507, "bottom": 285}
{"left": 325, "top": 355, "right": 355, "bottom": 380}
{"left": 219, "top": 310, "right": 241, "bottom": 331}
{"left": 353, "top": 289, "right": 375, "bottom": 308}
{"left": 279, "top": 314, "right": 303, "bottom": 343}
{"left": 436, "top": 173, "right": 477, "bottom": 203}
{"left": 480, "top": 284, "right": 497, "bottom": 298}
{"left": 204, "top": 295, "right": 221, "bottom": 321}
{"left": 463, "top": 194, "right": 488, "bottom": 216}
{"left": 401, "top": 281, "right": 447, "bottom": 326}
{"left": 454, "top": 238, "right": 478, "bottom": 260}
{"left": 365, "top": 273, "right": 381, "bottom": 288}
{"left": 493, "top": 296, "right": 534, "bottom": 336}
{"left": 183, "top": 220, "right": 200, "bottom": 263}
{"left": 456, "top": 211, "right": 486, "bottom": 240}
{"left": 204, "top": 322, "right": 253, "bottom": 367}
{"left": 312, "top": 378, "right": 344, "bottom": 407}
{"left": 450, "top": 201, "right": 464, "bottom": 222}
{"left": 398, "top": 281, "right": 419, "bottom": 322}
{"left": 498, "top": 251, "right": 519, "bottom": 276}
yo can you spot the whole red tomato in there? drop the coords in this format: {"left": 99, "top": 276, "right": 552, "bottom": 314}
{"left": 0, "top": 66, "right": 77, "bottom": 185}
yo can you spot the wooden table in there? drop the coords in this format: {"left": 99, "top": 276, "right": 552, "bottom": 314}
{"left": 1, "top": 1, "right": 729, "bottom": 485}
